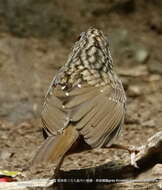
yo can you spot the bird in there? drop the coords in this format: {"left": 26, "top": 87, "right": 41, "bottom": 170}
{"left": 32, "top": 27, "right": 128, "bottom": 176}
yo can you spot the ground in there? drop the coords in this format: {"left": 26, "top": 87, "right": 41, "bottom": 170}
{"left": 0, "top": 0, "right": 162, "bottom": 189}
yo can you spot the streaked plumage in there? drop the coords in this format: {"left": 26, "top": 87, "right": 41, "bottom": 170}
{"left": 33, "top": 28, "right": 126, "bottom": 171}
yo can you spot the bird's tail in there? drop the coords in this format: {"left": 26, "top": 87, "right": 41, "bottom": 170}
{"left": 32, "top": 125, "right": 79, "bottom": 165}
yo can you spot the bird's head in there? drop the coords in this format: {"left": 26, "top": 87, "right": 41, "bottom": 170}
{"left": 67, "top": 27, "right": 113, "bottom": 72}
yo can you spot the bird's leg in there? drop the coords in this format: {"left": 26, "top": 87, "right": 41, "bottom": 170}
{"left": 108, "top": 143, "right": 140, "bottom": 154}
{"left": 53, "top": 154, "right": 66, "bottom": 180}
{"left": 49, "top": 155, "right": 66, "bottom": 190}
{"left": 108, "top": 143, "right": 140, "bottom": 168}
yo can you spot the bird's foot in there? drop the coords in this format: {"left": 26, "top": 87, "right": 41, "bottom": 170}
{"left": 109, "top": 143, "right": 140, "bottom": 168}
{"left": 125, "top": 145, "right": 141, "bottom": 168}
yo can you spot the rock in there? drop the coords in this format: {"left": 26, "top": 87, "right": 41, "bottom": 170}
{"left": 142, "top": 120, "right": 155, "bottom": 128}
{"left": 148, "top": 74, "right": 161, "bottom": 82}
{"left": 148, "top": 61, "right": 162, "bottom": 74}
{"left": 134, "top": 47, "right": 149, "bottom": 63}
{"left": 128, "top": 85, "right": 141, "bottom": 97}
{"left": 0, "top": 151, "right": 12, "bottom": 160}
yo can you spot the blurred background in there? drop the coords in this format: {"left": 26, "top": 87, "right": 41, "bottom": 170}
{"left": 0, "top": 0, "right": 162, "bottom": 186}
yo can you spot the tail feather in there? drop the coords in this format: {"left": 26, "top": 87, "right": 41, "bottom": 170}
{"left": 32, "top": 125, "right": 79, "bottom": 165}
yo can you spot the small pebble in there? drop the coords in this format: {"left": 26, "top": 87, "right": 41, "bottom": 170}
{"left": 128, "top": 85, "right": 141, "bottom": 97}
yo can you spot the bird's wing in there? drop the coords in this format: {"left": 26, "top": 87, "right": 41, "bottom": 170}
{"left": 41, "top": 81, "right": 101, "bottom": 137}
{"left": 65, "top": 83, "right": 126, "bottom": 148}
{"left": 41, "top": 76, "right": 126, "bottom": 148}
{"left": 41, "top": 84, "right": 70, "bottom": 137}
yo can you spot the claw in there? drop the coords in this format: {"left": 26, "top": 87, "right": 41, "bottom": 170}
{"left": 108, "top": 144, "right": 140, "bottom": 168}
{"left": 126, "top": 145, "right": 140, "bottom": 168}
{"left": 130, "top": 151, "right": 139, "bottom": 168}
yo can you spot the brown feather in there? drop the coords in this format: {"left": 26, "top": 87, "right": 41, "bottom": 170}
{"left": 32, "top": 125, "right": 79, "bottom": 164}
{"left": 33, "top": 28, "right": 126, "bottom": 168}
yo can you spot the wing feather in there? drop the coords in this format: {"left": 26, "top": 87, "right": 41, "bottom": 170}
{"left": 68, "top": 84, "right": 126, "bottom": 148}
{"left": 41, "top": 81, "right": 126, "bottom": 149}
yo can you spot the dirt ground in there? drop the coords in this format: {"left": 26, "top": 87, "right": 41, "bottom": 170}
{"left": 0, "top": 0, "right": 162, "bottom": 189}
